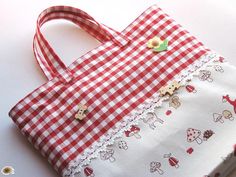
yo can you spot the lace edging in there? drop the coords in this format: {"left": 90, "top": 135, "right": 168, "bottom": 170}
{"left": 63, "top": 51, "right": 222, "bottom": 177}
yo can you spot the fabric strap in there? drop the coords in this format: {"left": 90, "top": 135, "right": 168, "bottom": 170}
{"left": 33, "top": 6, "right": 130, "bottom": 82}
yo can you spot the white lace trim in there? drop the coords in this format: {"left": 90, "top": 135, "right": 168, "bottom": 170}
{"left": 63, "top": 51, "right": 222, "bottom": 177}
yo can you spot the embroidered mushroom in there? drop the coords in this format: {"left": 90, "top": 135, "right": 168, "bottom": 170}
{"left": 213, "top": 113, "right": 224, "bottom": 123}
{"left": 187, "top": 128, "right": 203, "bottom": 144}
{"left": 150, "top": 161, "right": 164, "bottom": 175}
{"left": 198, "top": 70, "right": 213, "bottom": 82}
{"left": 117, "top": 140, "right": 128, "bottom": 150}
{"left": 163, "top": 153, "right": 179, "bottom": 168}
{"left": 125, "top": 125, "right": 141, "bottom": 139}
{"left": 203, "top": 130, "right": 214, "bottom": 141}
{"left": 142, "top": 112, "right": 163, "bottom": 130}
{"left": 169, "top": 95, "right": 181, "bottom": 109}
{"left": 214, "top": 65, "right": 224, "bottom": 73}
{"left": 185, "top": 85, "right": 197, "bottom": 93}
{"left": 84, "top": 166, "right": 95, "bottom": 177}
{"left": 100, "top": 148, "right": 116, "bottom": 162}
{"left": 222, "top": 110, "right": 234, "bottom": 121}
{"left": 199, "top": 70, "right": 212, "bottom": 81}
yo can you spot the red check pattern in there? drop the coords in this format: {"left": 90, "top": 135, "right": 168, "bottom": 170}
{"left": 9, "top": 5, "right": 209, "bottom": 176}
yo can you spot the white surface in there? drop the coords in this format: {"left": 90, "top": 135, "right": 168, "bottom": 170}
{"left": 0, "top": 0, "right": 235, "bottom": 177}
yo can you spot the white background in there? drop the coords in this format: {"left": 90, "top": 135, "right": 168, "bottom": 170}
{"left": 0, "top": 0, "right": 235, "bottom": 177}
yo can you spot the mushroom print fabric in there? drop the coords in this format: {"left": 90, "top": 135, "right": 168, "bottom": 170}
{"left": 78, "top": 54, "right": 236, "bottom": 177}
{"left": 8, "top": 4, "right": 236, "bottom": 177}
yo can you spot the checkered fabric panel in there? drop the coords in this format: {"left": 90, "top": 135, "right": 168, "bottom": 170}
{"left": 9, "top": 5, "right": 209, "bottom": 175}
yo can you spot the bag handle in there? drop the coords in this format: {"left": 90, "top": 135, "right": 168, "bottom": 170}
{"left": 33, "top": 6, "right": 130, "bottom": 82}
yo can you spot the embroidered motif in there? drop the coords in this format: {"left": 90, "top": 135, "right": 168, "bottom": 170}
{"left": 186, "top": 147, "right": 194, "bottom": 154}
{"left": 163, "top": 153, "right": 179, "bottom": 168}
{"left": 186, "top": 128, "right": 203, "bottom": 145}
{"left": 165, "top": 110, "right": 172, "bottom": 116}
{"left": 222, "top": 110, "right": 234, "bottom": 121}
{"left": 150, "top": 161, "right": 164, "bottom": 175}
{"left": 213, "top": 65, "right": 224, "bottom": 73}
{"left": 203, "top": 130, "right": 214, "bottom": 141}
{"left": 219, "top": 56, "right": 225, "bottom": 63}
{"left": 147, "top": 36, "right": 168, "bottom": 52}
{"left": 100, "top": 149, "right": 116, "bottom": 162}
{"left": 222, "top": 95, "right": 236, "bottom": 113}
{"left": 117, "top": 140, "right": 128, "bottom": 150}
{"left": 213, "top": 113, "right": 224, "bottom": 123}
{"left": 84, "top": 166, "right": 95, "bottom": 177}
{"left": 185, "top": 84, "right": 197, "bottom": 93}
{"left": 124, "top": 125, "right": 141, "bottom": 139}
{"left": 142, "top": 112, "right": 164, "bottom": 130}
{"left": 198, "top": 70, "right": 213, "bottom": 82}
{"left": 213, "top": 109, "right": 234, "bottom": 123}
{"left": 169, "top": 96, "right": 181, "bottom": 109}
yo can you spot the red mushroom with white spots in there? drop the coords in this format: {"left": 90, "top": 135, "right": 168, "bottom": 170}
{"left": 125, "top": 125, "right": 141, "bottom": 139}
{"left": 187, "top": 128, "right": 203, "bottom": 145}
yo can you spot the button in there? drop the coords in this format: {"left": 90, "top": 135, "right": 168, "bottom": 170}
{"left": 147, "top": 36, "right": 168, "bottom": 52}
{"left": 75, "top": 104, "right": 88, "bottom": 120}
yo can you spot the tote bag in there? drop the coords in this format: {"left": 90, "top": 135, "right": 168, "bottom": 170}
{"left": 9, "top": 5, "right": 236, "bottom": 177}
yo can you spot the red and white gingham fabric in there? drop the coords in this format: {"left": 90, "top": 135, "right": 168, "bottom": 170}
{"left": 9, "top": 5, "right": 209, "bottom": 176}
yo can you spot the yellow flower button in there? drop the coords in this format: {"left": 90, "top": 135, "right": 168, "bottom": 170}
{"left": 147, "top": 36, "right": 168, "bottom": 52}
